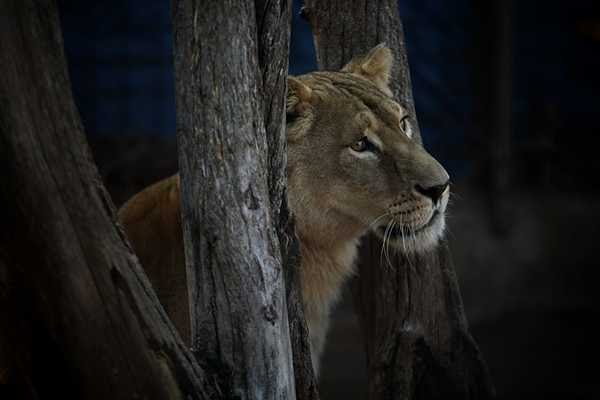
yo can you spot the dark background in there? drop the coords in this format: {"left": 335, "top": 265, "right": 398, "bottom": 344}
{"left": 57, "top": 0, "right": 600, "bottom": 398}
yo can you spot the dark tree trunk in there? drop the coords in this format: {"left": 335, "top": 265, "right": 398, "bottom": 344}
{"left": 1, "top": 0, "right": 317, "bottom": 398}
{"left": 302, "top": 1, "right": 496, "bottom": 399}
{"left": 172, "top": 0, "right": 315, "bottom": 399}
{"left": 0, "top": 1, "right": 217, "bottom": 398}
{"left": 488, "top": 0, "right": 513, "bottom": 235}
{"left": 255, "top": 2, "right": 320, "bottom": 398}
{"left": 470, "top": 0, "right": 514, "bottom": 236}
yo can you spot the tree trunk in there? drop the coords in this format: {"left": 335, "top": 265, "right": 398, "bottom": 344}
{"left": 255, "top": 2, "right": 320, "bottom": 398}
{"left": 302, "top": 1, "right": 496, "bottom": 399}
{"left": 0, "top": 1, "right": 217, "bottom": 398}
{"left": 172, "top": 1, "right": 310, "bottom": 399}
{"left": 488, "top": 0, "right": 513, "bottom": 236}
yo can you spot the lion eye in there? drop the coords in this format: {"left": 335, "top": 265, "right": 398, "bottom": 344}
{"left": 399, "top": 116, "right": 412, "bottom": 138}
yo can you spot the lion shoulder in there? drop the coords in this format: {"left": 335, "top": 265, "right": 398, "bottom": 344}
{"left": 118, "top": 173, "right": 190, "bottom": 343}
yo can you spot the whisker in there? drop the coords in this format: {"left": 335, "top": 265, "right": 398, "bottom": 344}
{"left": 399, "top": 214, "right": 407, "bottom": 254}
{"left": 368, "top": 211, "right": 391, "bottom": 231}
{"left": 448, "top": 191, "right": 462, "bottom": 201}
{"left": 379, "top": 220, "right": 393, "bottom": 268}
{"left": 384, "top": 220, "right": 395, "bottom": 269}
{"left": 404, "top": 224, "right": 415, "bottom": 269}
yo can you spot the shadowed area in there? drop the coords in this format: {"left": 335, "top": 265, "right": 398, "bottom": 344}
{"left": 59, "top": 0, "right": 600, "bottom": 398}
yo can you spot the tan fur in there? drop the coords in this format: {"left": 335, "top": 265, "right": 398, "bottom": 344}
{"left": 118, "top": 45, "right": 450, "bottom": 375}
{"left": 118, "top": 174, "right": 189, "bottom": 343}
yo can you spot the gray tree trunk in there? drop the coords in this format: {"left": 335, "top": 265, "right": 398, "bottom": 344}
{"left": 302, "top": 1, "right": 496, "bottom": 399}
{"left": 0, "top": 1, "right": 317, "bottom": 399}
{"left": 172, "top": 1, "right": 315, "bottom": 399}
{"left": 254, "top": 2, "right": 321, "bottom": 398}
{"left": 0, "top": 1, "right": 217, "bottom": 398}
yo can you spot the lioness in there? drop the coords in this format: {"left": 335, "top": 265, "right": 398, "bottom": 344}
{"left": 118, "top": 44, "right": 449, "bottom": 374}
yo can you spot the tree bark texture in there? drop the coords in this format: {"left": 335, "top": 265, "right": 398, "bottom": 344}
{"left": 0, "top": 1, "right": 217, "bottom": 399}
{"left": 302, "top": 1, "right": 496, "bottom": 399}
{"left": 255, "top": 2, "right": 320, "bottom": 398}
{"left": 172, "top": 1, "right": 305, "bottom": 399}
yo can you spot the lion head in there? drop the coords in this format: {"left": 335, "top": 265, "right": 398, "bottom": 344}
{"left": 286, "top": 44, "right": 450, "bottom": 254}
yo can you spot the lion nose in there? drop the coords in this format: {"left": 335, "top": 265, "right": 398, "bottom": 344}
{"left": 415, "top": 180, "right": 449, "bottom": 203}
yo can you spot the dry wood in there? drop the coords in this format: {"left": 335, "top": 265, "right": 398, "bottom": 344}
{"left": 172, "top": 0, "right": 302, "bottom": 398}
{"left": 0, "top": 1, "right": 216, "bottom": 398}
{"left": 255, "top": 1, "right": 321, "bottom": 398}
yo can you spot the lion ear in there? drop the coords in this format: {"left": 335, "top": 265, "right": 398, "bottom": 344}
{"left": 287, "top": 76, "right": 313, "bottom": 117}
{"left": 342, "top": 43, "right": 393, "bottom": 94}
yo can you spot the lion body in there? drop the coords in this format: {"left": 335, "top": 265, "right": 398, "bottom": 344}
{"left": 118, "top": 45, "right": 449, "bottom": 374}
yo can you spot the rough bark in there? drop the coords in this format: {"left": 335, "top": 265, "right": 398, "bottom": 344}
{"left": 257, "top": 1, "right": 320, "bottom": 397}
{"left": 302, "top": 1, "right": 496, "bottom": 399}
{"left": 172, "top": 1, "right": 300, "bottom": 399}
{"left": 255, "top": 1, "right": 320, "bottom": 398}
{"left": 0, "top": 1, "right": 216, "bottom": 398}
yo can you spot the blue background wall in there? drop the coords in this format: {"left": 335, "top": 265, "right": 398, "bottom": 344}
{"left": 59, "top": 0, "right": 600, "bottom": 182}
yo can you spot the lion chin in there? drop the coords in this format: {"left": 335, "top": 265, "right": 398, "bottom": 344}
{"left": 373, "top": 210, "right": 447, "bottom": 254}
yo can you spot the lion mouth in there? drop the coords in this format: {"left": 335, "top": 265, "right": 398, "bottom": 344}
{"left": 376, "top": 210, "right": 440, "bottom": 239}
